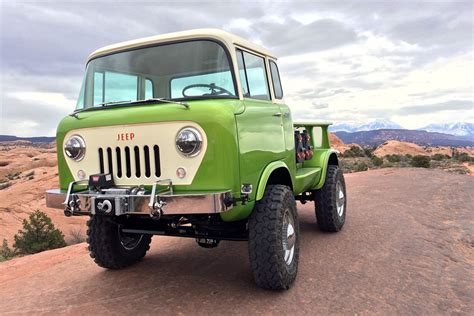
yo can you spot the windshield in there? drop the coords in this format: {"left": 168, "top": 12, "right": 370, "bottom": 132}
{"left": 76, "top": 40, "right": 237, "bottom": 110}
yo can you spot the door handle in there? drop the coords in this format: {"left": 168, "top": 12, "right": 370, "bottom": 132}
{"left": 274, "top": 112, "right": 290, "bottom": 118}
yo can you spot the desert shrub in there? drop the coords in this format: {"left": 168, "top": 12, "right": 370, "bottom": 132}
{"left": 355, "top": 161, "right": 368, "bottom": 172}
{"left": 405, "top": 154, "right": 412, "bottom": 159}
{"left": 343, "top": 145, "right": 366, "bottom": 158}
{"left": 13, "top": 210, "right": 66, "bottom": 255}
{"left": 431, "top": 153, "right": 448, "bottom": 161}
{"left": 0, "top": 239, "right": 14, "bottom": 262}
{"left": 386, "top": 154, "right": 401, "bottom": 163}
{"left": 371, "top": 156, "right": 383, "bottom": 167}
{"left": 68, "top": 228, "right": 86, "bottom": 245}
{"left": 453, "top": 152, "right": 472, "bottom": 163}
{"left": 363, "top": 147, "right": 375, "bottom": 158}
{"left": 410, "top": 155, "right": 431, "bottom": 168}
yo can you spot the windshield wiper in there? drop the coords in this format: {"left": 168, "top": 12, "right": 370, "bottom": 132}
{"left": 135, "top": 98, "right": 189, "bottom": 109}
{"left": 69, "top": 98, "right": 189, "bottom": 119}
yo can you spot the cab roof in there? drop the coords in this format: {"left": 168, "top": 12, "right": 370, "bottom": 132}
{"left": 87, "top": 28, "right": 277, "bottom": 62}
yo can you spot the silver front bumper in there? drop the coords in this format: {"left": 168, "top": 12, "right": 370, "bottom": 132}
{"left": 46, "top": 185, "right": 233, "bottom": 216}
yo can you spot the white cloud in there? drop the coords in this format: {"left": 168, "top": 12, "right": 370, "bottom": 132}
{"left": 7, "top": 92, "right": 75, "bottom": 109}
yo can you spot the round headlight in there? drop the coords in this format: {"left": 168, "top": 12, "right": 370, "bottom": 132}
{"left": 64, "top": 135, "right": 86, "bottom": 161}
{"left": 175, "top": 127, "right": 202, "bottom": 157}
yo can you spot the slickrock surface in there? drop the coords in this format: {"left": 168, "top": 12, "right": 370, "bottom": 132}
{"left": 1, "top": 168, "right": 472, "bottom": 315}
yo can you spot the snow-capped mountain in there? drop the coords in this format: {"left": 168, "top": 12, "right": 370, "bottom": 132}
{"left": 418, "top": 122, "right": 474, "bottom": 138}
{"left": 358, "top": 119, "right": 403, "bottom": 131}
{"left": 330, "top": 119, "right": 403, "bottom": 132}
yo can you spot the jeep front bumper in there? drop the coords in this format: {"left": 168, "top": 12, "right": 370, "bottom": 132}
{"left": 45, "top": 180, "right": 233, "bottom": 217}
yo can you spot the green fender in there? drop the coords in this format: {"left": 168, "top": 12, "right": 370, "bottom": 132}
{"left": 255, "top": 160, "right": 293, "bottom": 201}
{"left": 314, "top": 149, "right": 339, "bottom": 190}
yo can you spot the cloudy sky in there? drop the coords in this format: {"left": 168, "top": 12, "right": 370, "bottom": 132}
{"left": 1, "top": 0, "right": 473, "bottom": 136}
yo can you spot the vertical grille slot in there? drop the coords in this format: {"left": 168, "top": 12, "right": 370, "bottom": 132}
{"left": 125, "top": 146, "right": 131, "bottom": 178}
{"left": 106, "top": 147, "right": 113, "bottom": 174}
{"left": 153, "top": 145, "right": 161, "bottom": 177}
{"left": 134, "top": 146, "right": 141, "bottom": 177}
{"left": 98, "top": 148, "right": 104, "bottom": 174}
{"left": 144, "top": 146, "right": 151, "bottom": 177}
{"left": 115, "top": 147, "right": 122, "bottom": 178}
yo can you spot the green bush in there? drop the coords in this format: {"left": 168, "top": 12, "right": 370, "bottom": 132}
{"left": 363, "top": 147, "right": 375, "bottom": 158}
{"left": 431, "top": 153, "right": 448, "bottom": 161}
{"left": 0, "top": 239, "right": 14, "bottom": 262}
{"left": 343, "top": 145, "right": 366, "bottom": 158}
{"left": 386, "top": 154, "right": 401, "bottom": 163}
{"left": 13, "top": 210, "right": 66, "bottom": 255}
{"left": 371, "top": 156, "right": 383, "bottom": 167}
{"left": 410, "top": 155, "right": 431, "bottom": 168}
{"left": 405, "top": 154, "right": 412, "bottom": 159}
{"left": 355, "top": 161, "right": 368, "bottom": 172}
{"left": 453, "top": 152, "right": 471, "bottom": 163}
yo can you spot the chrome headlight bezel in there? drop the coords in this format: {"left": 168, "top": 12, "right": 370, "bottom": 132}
{"left": 64, "top": 135, "right": 86, "bottom": 161}
{"left": 175, "top": 127, "right": 203, "bottom": 158}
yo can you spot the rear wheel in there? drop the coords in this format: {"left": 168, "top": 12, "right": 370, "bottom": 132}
{"left": 248, "top": 185, "right": 299, "bottom": 290}
{"left": 314, "top": 165, "right": 346, "bottom": 232}
{"left": 87, "top": 216, "right": 152, "bottom": 269}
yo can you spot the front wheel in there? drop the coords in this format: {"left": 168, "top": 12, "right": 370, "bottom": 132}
{"left": 87, "top": 216, "right": 152, "bottom": 269}
{"left": 314, "top": 165, "right": 347, "bottom": 232}
{"left": 248, "top": 185, "right": 299, "bottom": 290}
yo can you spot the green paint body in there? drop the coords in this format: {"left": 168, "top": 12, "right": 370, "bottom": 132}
{"left": 56, "top": 99, "right": 335, "bottom": 222}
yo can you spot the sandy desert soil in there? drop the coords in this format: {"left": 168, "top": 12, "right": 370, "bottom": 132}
{"left": 0, "top": 168, "right": 472, "bottom": 315}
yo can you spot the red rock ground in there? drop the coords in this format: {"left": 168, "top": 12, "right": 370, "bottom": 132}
{"left": 0, "top": 168, "right": 472, "bottom": 314}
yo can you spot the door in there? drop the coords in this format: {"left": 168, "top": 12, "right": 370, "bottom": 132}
{"left": 235, "top": 49, "right": 286, "bottom": 194}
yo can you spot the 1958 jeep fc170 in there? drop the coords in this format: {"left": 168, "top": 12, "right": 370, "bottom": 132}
{"left": 46, "top": 29, "right": 346, "bottom": 290}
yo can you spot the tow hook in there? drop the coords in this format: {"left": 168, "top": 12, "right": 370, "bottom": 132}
{"left": 150, "top": 200, "right": 166, "bottom": 220}
{"left": 64, "top": 197, "right": 79, "bottom": 217}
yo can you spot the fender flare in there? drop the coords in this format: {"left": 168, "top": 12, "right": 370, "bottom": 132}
{"left": 255, "top": 161, "right": 293, "bottom": 201}
{"left": 314, "top": 149, "right": 339, "bottom": 190}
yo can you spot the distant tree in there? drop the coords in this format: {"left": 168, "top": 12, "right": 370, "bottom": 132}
{"left": 386, "top": 154, "right": 401, "bottom": 163}
{"left": 343, "top": 145, "right": 366, "bottom": 158}
{"left": 453, "top": 152, "right": 471, "bottom": 163}
{"left": 431, "top": 153, "right": 448, "bottom": 161}
{"left": 363, "top": 147, "right": 374, "bottom": 158}
{"left": 0, "top": 239, "right": 14, "bottom": 262}
{"left": 355, "top": 161, "right": 368, "bottom": 172}
{"left": 13, "top": 210, "right": 66, "bottom": 255}
{"left": 410, "top": 155, "right": 431, "bottom": 168}
{"left": 371, "top": 156, "right": 383, "bottom": 167}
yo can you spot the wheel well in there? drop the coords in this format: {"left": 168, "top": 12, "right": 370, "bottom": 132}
{"left": 328, "top": 153, "right": 339, "bottom": 166}
{"left": 266, "top": 167, "right": 293, "bottom": 190}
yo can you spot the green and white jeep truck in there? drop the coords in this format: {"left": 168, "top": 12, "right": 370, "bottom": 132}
{"left": 46, "top": 29, "right": 346, "bottom": 290}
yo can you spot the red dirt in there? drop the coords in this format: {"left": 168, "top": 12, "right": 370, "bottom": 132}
{"left": 0, "top": 168, "right": 472, "bottom": 314}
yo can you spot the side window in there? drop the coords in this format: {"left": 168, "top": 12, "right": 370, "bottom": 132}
{"left": 237, "top": 50, "right": 270, "bottom": 100}
{"left": 236, "top": 50, "right": 249, "bottom": 97}
{"left": 145, "top": 79, "right": 153, "bottom": 99}
{"left": 269, "top": 60, "right": 283, "bottom": 99}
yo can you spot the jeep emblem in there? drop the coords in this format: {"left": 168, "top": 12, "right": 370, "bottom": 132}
{"left": 116, "top": 132, "right": 135, "bottom": 141}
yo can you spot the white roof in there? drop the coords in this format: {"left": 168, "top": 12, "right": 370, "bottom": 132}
{"left": 87, "top": 28, "right": 277, "bottom": 62}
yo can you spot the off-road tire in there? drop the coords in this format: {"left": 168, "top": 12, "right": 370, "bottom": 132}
{"left": 314, "top": 165, "right": 346, "bottom": 232}
{"left": 86, "top": 215, "right": 152, "bottom": 269}
{"left": 248, "top": 185, "right": 299, "bottom": 290}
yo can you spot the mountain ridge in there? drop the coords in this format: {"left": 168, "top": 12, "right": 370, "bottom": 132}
{"left": 334, "top": 129, "right": 474, "bottom": 147}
